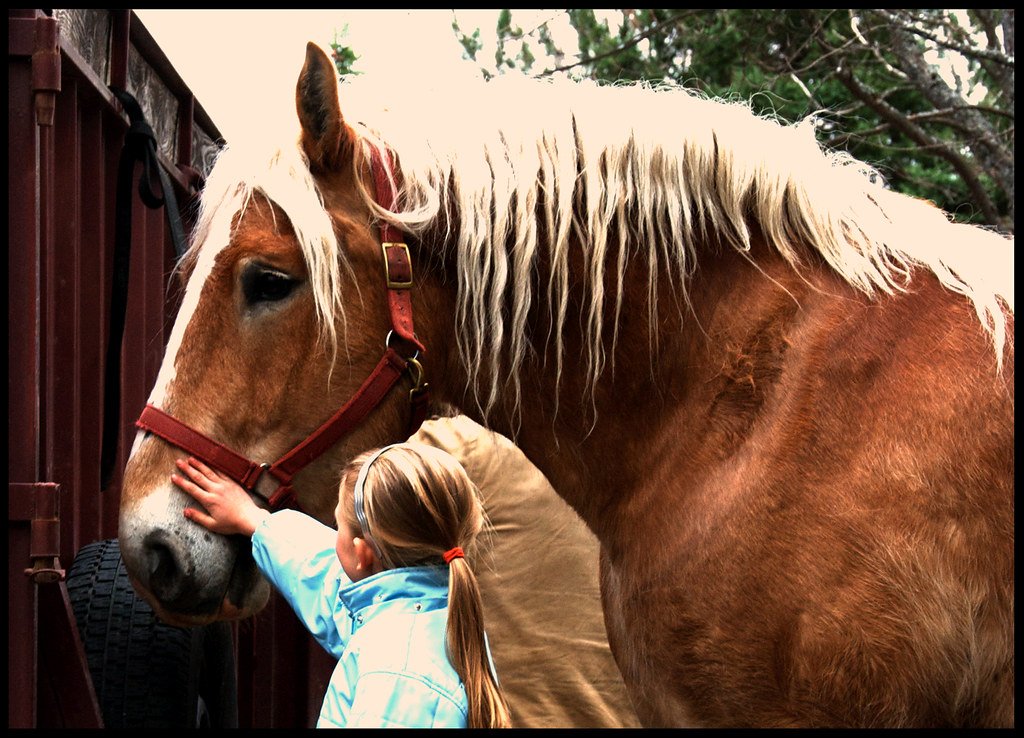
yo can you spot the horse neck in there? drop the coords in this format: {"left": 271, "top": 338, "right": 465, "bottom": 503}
{"left": 421, "top": 227, "right": 822, "bottom": 541}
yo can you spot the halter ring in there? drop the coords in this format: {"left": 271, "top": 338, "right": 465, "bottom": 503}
{"left": 385, "top": 330, "right": 420, "bottom": 362}
{"left": 240, "top": 462, "right": 270, "bottom": 490}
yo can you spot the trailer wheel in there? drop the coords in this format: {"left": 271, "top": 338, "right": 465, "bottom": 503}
{"left": 66, "top": 539, "right": 238, "bottom": 728}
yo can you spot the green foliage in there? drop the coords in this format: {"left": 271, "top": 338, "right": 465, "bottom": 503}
{"left": 463, "top": 9, "right": 1014, "bottom": 231}
{"left": 329, "top": 25, "right": 360, "bottom": 77}
{"left": 455, "top": 21, "right": 483, "bottom": 61}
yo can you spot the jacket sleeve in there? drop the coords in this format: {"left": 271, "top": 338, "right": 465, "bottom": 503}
{"left": 251, "top": 509, "right": 351, "bottom": 658}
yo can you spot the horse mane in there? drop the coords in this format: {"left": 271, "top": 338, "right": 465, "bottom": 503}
{"left": 190, "top": 74, "right": 1014, "bottom": 418}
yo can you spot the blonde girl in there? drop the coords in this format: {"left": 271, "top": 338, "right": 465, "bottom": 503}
{"left": 172, "top": 443, "right": 511, "bottom": 728}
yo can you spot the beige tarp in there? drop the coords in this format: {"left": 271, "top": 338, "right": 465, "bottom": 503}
{"left": 412, "top": 416, "right": 639, "bottom": 728}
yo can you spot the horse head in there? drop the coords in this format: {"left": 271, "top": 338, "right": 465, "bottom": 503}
{"left": 118, "top": 43, "right": 441, "bottom": 626}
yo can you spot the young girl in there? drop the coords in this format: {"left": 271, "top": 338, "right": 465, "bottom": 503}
{"left": 171, "top": 443, "right": 512, "bottom": 728}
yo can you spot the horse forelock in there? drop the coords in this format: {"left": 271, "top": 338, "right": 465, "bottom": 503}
{"left": 180, "top": 137, "right": 350, "bottom": 372}
{"left": 182, "top": 75, "right": 1013, "bottom": 422}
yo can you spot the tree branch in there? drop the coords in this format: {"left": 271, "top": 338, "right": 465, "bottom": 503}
{"left": 835, "top": 66, "right": 1001, "bottom": 224}
{"left": 878, "top": 9, "right": 1014, "bottom": 66}
{"left": 880, "top": 17, "right": 1014, "bottom": 212}
{"left": 971, "top": 9, "right": 1015, "bottom": 109}
{"left": 539, "top": 10, "right": 698, "bottom": 76}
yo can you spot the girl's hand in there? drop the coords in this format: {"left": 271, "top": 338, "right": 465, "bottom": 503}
{"left": 172, "top": 457, "right": 270, "bottom": 537}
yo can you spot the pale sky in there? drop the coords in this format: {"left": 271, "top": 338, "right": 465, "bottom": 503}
{"left": 137, "top": 9, "right": 985, "bottom": 144}
{"left": 136, "top": 9, "right": 507, "bottom": 142}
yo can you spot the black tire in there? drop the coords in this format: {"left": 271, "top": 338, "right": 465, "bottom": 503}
{"left": 66, "top": 539, "right": 238, "bottom": 728}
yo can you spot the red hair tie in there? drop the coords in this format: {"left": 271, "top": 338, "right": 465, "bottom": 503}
{"left": 443, "top": 547, "right": 464, "bottom": 564}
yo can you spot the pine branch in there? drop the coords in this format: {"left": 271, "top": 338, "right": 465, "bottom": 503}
{"left": 835, "top": 66, "right": 1001, "bottom": 224}
{"left": 539, "top": 10, "right": 698, "bottom": 76}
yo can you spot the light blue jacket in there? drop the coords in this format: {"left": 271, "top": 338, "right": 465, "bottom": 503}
{"left": 251, "top": 509, "right": 470, "bottom": 728}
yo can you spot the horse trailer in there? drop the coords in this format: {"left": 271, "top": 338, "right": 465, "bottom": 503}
{"left": 8, "top": 9, "right": 334, "bottom": 728}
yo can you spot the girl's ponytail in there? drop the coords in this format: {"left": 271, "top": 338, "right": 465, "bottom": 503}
{"left": 446, "top": 553, "right": 512, "bottom": 728}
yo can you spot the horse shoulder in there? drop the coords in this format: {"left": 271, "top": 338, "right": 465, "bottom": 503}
{"left": 602, "top": 267, "right": 1013, "bottom": 727}
{"left": 747, "top": 273, "right": 1015, "bottom": 726}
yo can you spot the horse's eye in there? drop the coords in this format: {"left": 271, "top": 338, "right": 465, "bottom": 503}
{"left": 242, "top": 265, "right": 297, "bottom": 305}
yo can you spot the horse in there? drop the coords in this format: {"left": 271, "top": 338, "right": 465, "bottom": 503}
{"left": 119, "top": 43, "right": 1014, "bottom": 727}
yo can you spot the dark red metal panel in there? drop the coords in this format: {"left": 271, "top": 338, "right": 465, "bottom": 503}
{"left": 9, "top": 9, "right": 47, "bottom": 727}
{"left": 9, "top": 9, "right": 334, "bottom": 729}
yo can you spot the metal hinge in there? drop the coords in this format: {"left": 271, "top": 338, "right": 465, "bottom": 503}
{"left": 9, "top": 14, "right": 61, "bottom": 126}
{"left": 9, "top": 482, "right": 66, "bottom": 583}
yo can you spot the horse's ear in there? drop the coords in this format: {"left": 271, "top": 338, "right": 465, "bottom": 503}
{"left": 296, "top": 42, "right": 355, "bottom": 171}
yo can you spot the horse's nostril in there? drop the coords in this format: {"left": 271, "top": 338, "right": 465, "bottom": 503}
{"left": 139, "top": 530, "right": 223, "bottom": 616}
{"left": 147, "top": 536, "right": 181, "bottom": 601}
{"left": 145, "top": 532, "right": 188, "bottom": 604}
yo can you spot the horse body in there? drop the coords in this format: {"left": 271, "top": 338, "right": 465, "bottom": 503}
{"left": 119, "top": 44, "right": 1013, "bottom": 727}
{"left": 449, "top": 230, "right": 1013, "bottom": 726}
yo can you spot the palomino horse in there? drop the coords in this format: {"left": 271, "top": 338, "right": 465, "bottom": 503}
{"left": 119, "top": 43, "right": 1013, "bottom": 727}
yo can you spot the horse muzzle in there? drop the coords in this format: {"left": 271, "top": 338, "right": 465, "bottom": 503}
{"left": 119, "top": 478, "right": 270, "bottom": 625}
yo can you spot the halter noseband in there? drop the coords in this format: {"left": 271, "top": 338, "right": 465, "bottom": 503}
{"left": 136, "top": 147, "right": 429, "bottom": 512}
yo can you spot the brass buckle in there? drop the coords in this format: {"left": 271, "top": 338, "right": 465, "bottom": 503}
{"left": 382, "top": 242, "right": 413, "bottom": 289}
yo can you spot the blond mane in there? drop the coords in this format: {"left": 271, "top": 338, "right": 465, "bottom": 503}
{"left": 191, "top": 74, "right": 1014, "bottom": 417}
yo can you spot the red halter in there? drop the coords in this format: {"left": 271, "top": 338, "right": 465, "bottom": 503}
{"left": 136, "top": 147, "right": 428, "bottom": 511}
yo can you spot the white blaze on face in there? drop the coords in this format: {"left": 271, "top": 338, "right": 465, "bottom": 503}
{"left": 119, "top": 195, "right": 242, "bottom": 577}
{"left": 127, "top": 198, "right": 238, "bottom": 462}
{"left": 125, "top": 134, "right": 342, "bottom": 466}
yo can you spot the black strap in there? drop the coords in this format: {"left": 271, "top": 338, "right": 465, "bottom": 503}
{"left": 100, "top": 88, "right": 189, "bottom": 490}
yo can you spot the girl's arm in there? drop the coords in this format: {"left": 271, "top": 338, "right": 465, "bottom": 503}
{"left": 250, "top": 510, "right": 352, "bottom": 659}
{"left": 172, "top": 458, "right": 351, "bottom": 657}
